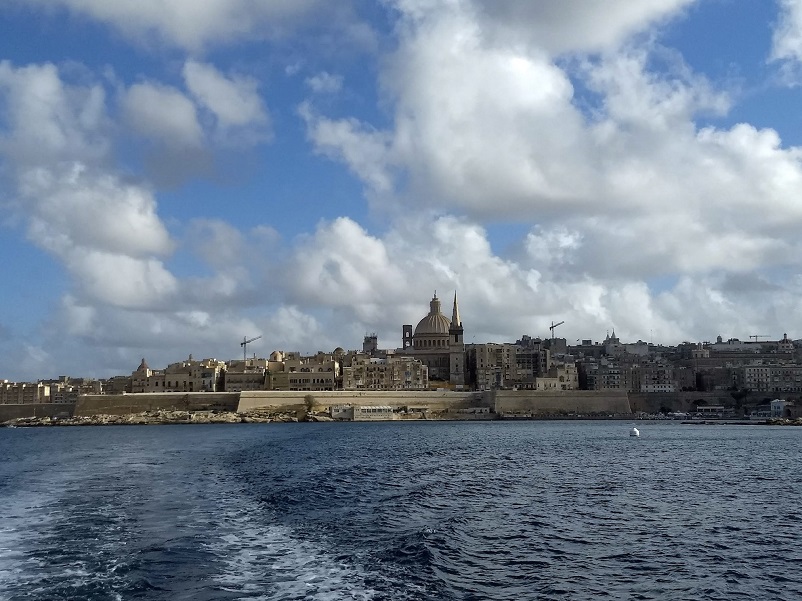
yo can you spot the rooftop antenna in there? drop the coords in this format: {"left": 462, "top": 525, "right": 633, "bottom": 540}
{"left": 241, "top": 335, "right": 262, "bottom": 361}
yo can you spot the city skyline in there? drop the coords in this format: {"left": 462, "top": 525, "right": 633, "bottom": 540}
{"left": 3, "top": 2, "right": 802, "bottom": 381}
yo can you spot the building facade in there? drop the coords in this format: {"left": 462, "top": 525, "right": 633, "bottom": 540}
{"left": 401, "top": 292, "right": 465, "bottom": 384}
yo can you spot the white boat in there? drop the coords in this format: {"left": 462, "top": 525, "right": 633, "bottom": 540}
{"left": 630, "top": 427, "right": 640, "bottom": 437}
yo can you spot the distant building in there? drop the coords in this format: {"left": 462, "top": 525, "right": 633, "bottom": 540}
{"left": 639, "top": 361, "right": 676, "bottom": 393}
{"left": 742, "top": 363, "right": 802, "bottom": 393}
{"left": 224, "top": 358, "right": 270, "bottom": 392}
{"left": 0, "top": 381, "right": 50, "bottom": 404}
{"left": 132, "top": 356, "right": 225, "bottom": 393}
{"left": 342, "top": 354, "right": 428, "bottom": 390}
{"left": 401, "top": 292, "right": 465, "bottom": 385}
{"left": 466, "top": 339, "right": 559, "bottom": 390}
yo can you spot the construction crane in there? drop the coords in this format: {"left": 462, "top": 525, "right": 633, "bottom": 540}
{"left": 549, "top": 320, "right": 565, "bottom": 339}
{"left": 749, "top": 335, "right": 769, "bottom": 342}
{"left": 241, "top": 335, "right": 262, "bottom": 360}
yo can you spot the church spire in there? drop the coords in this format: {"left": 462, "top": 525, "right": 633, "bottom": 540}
{"left": 451, "top": 291, "right": 461, "bottom": 327}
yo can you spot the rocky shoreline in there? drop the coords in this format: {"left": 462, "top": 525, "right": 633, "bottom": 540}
{"left": 6, "top": 411, "right": 802, "bottom": 428}
{"left": 765, "top": 418, "right": 802, "bottom": 426}
{"left": 2, "top": 409, "right": 335, "bottom": 427}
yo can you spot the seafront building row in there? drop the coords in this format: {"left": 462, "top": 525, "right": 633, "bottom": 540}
{"left": 3, "top": 294, "right": 802, "bottom": 407}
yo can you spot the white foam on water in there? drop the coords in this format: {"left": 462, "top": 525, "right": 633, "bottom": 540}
{"left": 206, "top": 507, "right": 380, "bottom": 601}
{"left": 0, "top": 490, "right": 56, "bottom": 595}
{"left": 0, "top": 471, "right": 133, "bottom": 598}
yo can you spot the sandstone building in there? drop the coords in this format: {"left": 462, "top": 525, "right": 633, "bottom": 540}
{"left": 401, "top": 292, "right": 465, "bottom": 385}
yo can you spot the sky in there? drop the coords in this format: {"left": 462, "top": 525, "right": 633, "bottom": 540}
{"left": 3, "top": 0, "right": 802, "bottom": 381}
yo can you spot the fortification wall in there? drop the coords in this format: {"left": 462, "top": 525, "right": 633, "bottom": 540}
{"left": 57, "top": 389, "right": 633, "bottom": 419}
{"left": 75, "top": 393, "right": 240, "bottom": 416}
{"left": 237, "top": 390, "right": 488, "bottom": 413}
{"left": 628, "top": 391, "right": 735, "bottom": 413}
{"left": 493, "top": 390, "right": 631, "bottom": 415}
{"left": 0, "top": 403, "right": 75, "bottom": 422}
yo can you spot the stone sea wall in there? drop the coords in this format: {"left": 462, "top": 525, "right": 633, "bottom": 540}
{"left": 74, "top": 393, "right": 240, "bottom": 416}
{"left": 492, "top": 390, "right": 631, "bottom": 415}
{"left": 237, "top": 390, "right": 489, "bottom": 414}
{"left": 9, "top": 389, "right": 636, "bottom": 424}
{"left": 0, "top": 403, "right": 75, "bottom": 422}
{"left": 628, "top": 391, "right": 737, "bottom": 413}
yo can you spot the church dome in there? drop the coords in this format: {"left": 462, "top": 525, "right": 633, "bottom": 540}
{"left": 414, "top": 294, "right": 451, "bottom": 336}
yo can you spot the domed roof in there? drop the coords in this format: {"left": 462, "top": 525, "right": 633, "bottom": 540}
{"left": 414, "top": 294, "right": 451, "bottom": 336}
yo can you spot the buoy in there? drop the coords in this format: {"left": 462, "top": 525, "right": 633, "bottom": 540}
{"left": 630, "top": 427, "right": 640, "bottom": 437}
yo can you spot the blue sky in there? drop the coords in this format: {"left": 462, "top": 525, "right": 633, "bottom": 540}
{"left": 3, "top": 0, "right": 802, "bottom": 381}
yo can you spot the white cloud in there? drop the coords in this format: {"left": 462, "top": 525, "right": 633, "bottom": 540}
{"left": 300, "top": 102, "right": 395, "bottom": 193}
{"left": 264, "top": 306, "right": 330, "bottom": 355}
{"left": 394, "top": 0, "right": 696, "bottom": 54}
{"left": 305, "top": 71, "right": 343, "bottom": 94}
{"left": 772, "top": 0, "right": 802, "bottom": 66}
{"left": 67, "top": 251, "right": 178, "bottom": 309}
{"left": 283, "top": 217, "right": 407, "bottom": 312}
{"left": 0, "top": 62, "right": 178, "bottom": 312}
{"left": 17, "top": 0, "right": 335, "bottom": 52}
{"left": 121, "top": 82, "right": 204, "bottom": 148}
{"left": 21, "top": 163, "right": 172, "bottom": 258}
{"left": 284, "top": 1, "right": 802, "bottom": 351}
{"left": 183, "top": 60, "right": 270, "bottom": 145}
{"left": 304, "top": 2, "right": 802, "bottom": 282}
{"left": 7, "top": 0, "right": 802, "bottom": 382}
{"left": 185, "top": 219, "right": 247, "bottom": 269}
{"left": 0, "top": 60, "right": 109, "bottom": 167}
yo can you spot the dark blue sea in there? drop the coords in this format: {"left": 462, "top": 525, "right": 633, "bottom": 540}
{"left": 0, "top": 421, "right": 800, "bottom": 600}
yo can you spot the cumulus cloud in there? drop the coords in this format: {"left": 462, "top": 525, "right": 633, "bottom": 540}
{"left": 288, "top": 0, "right": 802, "bottom": 350}
{"left": 0, "top": 60, "right": 109, "bottom": 168}
{"left": 15, "top": 0, "right": 341, "bottom": 52}
{"left": 468, "top": 0, "right": 697, "bottom": 54}
{"left": 303, "top": 1, "right": 802, "bottom": 280}
{"left": 6, "top": 0, "right": 802, "bottom": 382}
{"left": 0, "top": 61, "right": 177, "bottom": 312}
{"left": 183, "top": 60, "right": 270, "bottom": 145}
{"left": 48, "top": 294, "right": 267, "bottom": 376}
{"left": 300, "top": 103, "right": 396, "bottom": 194}
{"left": 121, "top": 82, "right": 204, "bottom": 148}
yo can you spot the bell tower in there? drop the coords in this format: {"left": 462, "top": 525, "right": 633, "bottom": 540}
{"left": 449, "top": 291, "right": 465, "bottom": 386}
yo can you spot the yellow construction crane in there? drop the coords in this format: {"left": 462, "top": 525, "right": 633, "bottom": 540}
{"left": 749, "top": 334, "right": 769, "bottom": 342}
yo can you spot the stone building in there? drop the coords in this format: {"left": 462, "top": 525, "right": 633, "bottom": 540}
{"left": 224, "top": 358, "right": 270, "bottom": 392}
{"left": 0, "top": 381, "right": 50, "bottom": 404}
{"left": 468, "top": 343, "right": 518, "bottom": 390}
{"left": 341, "top": 354, "right": 428, "bottom": 390}
{"left": 742, "top": 363, "right": 802, "bottom": 393}
{"left": 401, "top": 292, "right": 465, "bottom": 384}
{"left": 132, "top": 356, "right": 225, "bottom": 393}
{"left": 282, "top": 353, "right": 339, "bottom": 391}
{"left": 638, "top": 361, "right": 677, "bottom": 393}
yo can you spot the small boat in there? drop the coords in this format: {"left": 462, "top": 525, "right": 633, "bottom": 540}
{"left": 630, "top": 427, "right": 640, "bottom": 437}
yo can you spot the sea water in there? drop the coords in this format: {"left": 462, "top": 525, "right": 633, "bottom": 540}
{"left": 0, "top": 421, "right": 800, "bottom": 600}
